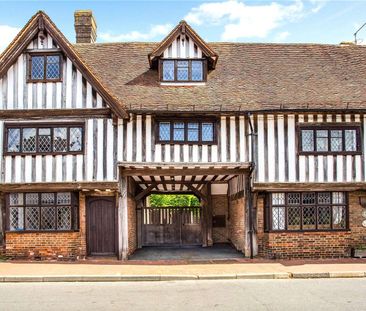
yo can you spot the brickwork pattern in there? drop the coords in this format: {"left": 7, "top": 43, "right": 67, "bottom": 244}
{"left": 127, "top": 196, "right": 137, "bottom": 256}
{"left": 228, "top": 196, "right": 246, "bottom": 252}
{"left": 5, "top": 193, "right": 87, "bottom": 260}
{"left": 257, "top": 191, "right": 366, "bottom": 259}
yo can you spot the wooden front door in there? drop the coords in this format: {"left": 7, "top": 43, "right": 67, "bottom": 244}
{"left": 142, "top": 206, "right": 201, "bottom": 247}
{"left": 87, "top": 197, "right": 116, "bottom": 256}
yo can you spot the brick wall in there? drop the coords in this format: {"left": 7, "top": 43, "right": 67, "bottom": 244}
{"left": 228, "top": 196, "right": 246, "bottom": 252}
{"left": 257, "top": 191, "right": 366, "bottom": 259}
{"left": 5, "top": 193, "right": 87, "bottom": 260}
{"left": 212, "top": 195, "right": 229, "bottom": 243}
{"left": 127, "top": 196, "right": 137, "bottom": 256}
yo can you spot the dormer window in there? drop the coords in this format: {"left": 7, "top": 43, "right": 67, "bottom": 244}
{"left": 160, "top": 59, "right": 206, "bottom": 82}
{"left": 28, "top": 52, "right": 62, "bottom": 82}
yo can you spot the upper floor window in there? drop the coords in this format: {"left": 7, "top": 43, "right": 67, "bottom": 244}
{"left": 7, "top": 192, "right": 78, "bottom": 232}
{"left": 5, "top": 123, "right": 84, "bottom": 155}
{"left": 157, "top": 119, "right": 216, "bottom": 144}
{"left": 268, "top": 192, "right": 347, "bottom": 232}
{"left": 160, "top": 59, "right": 206, "bottom": 82}
{"left": 299, "top": 125, "right": 361, "bottom": 155}
{"left": 28, "top": 53, "right": 62, "bottom": 82}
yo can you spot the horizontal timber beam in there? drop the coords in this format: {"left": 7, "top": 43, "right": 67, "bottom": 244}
{"left": 0, "top": 108, "right": 112, "bottom": 119}
{"left": 0, "top": 181, "right": 118, "bottom": 192}
{"left": 253, "top": 182, "right": 366, "bottom": 192}
{"left": 121, "top": 168, "right": 248, "bottom": 177}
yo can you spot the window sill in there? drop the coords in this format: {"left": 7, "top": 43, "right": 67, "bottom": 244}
{"left": 156, "top": 141, "right": 217, "bottom": 146}
{"left": 6, "top": 230, "right": 79, "bottom": 234}
{"left": 160, "top": 82, "right": 206, "bottom": 86}
{"left": 298, "top": 152, "right": 362, "bottom": 156}
{"left": 4, "top": 152, "right": 84, "bottom": 157}
{"left": 26, "top": 79, "right": 63, "bottom": 84}
{"left": 265, "top": 229, "right": 350, "bottom": 234}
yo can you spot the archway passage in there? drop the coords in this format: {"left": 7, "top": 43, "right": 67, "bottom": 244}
{"left": 143, "top": 194, "right": 201, "bottom": 247}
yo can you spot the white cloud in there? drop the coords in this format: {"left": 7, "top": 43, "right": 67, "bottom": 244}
{"left": 309, "top": 0, "right": 327, "bottom": 13}
{"left": 0, "top": 24, "right": 21, "bottom": 54}
{"left": 100, "top": 23, "right": 173, "bottom": 42}
{"left": 185, "top": 0, "right": 308, "bottom": 41}
{"left": 274, "top": 31, "right": 290, "bottom": 42}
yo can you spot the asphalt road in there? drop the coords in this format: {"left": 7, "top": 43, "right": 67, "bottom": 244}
{"left": 0, "top": 279, "right": 365, "bottom": 311}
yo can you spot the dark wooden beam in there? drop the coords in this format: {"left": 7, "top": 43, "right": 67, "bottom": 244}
{"left": 186, "top": 184, "right": 207, "bottom": 203}
{"left": 253, "top": 182, "right": 366, "bottom": 192}
{"left": 0, "top": 108, "right": 112, "bottom": 120}
{"left": 0, "top": 181, "right": 118, "bottom": 192}
{"left": 121, "top": 168, "right": 248, "bottom": 177}
{"left": 135, "top": 183, "right": 157, "bottom": 201}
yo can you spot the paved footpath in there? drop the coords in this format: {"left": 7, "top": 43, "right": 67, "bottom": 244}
{"left": 0, "top": 259, "right": 366, "bottom": 282}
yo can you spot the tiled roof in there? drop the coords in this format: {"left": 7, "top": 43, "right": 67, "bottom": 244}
{"left": 74, "top": 42, "right": 366, "bottom": 112}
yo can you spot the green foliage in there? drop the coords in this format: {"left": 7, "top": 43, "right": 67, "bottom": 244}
{"left": 149, "top": 194, "right": 200, "bottom": 207}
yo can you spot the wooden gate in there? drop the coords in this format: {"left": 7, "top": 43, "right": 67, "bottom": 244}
{"left": 86, "top": 197, "right": 117, "bottom": 256}
{"left": 142, "top": 206, "right": 201, "bottom": 247}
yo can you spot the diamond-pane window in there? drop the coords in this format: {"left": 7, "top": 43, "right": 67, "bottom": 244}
{"left": 177, "top": 61, "right": 189, "bottom": 81}
{"left": 31, "top": 56, "right": 45, "bottom": 79}
{"left": 345, "top": 130, "right": 357, "bottom": 151}
{"left": 162, "top": 60, "right": 174, "bottom": 81}
{"left": 25, "top": 207, "right": 40, "bottom": 230}
{"left": 7, "top": 128, "right": 20, "bottom": 152}
{"left": 46, "top": 55, "right": 60, "bottom": 79}
{"left": 318, "top": 206, "right": 331, "bottom": 229}
{"left": 272, "top": 206, "right": 285, "bottom": 230}
{"left": 69, "top": 127, "right": 82, "bottom": 152}
{"left": 159, "top": 122, "right": 170, "bottom": 141}
{"left": 187, "top": 123, "right": 199, "bottom": 142}
{"left": 288, "top": 193, "right": 301, "bottom": 205}
{"left": 173, "top": 122, "right": 185, "bottom": 141}
{"left": 9, "top": 193, "right": 23, "bottom": 206}
{"left": 9, "top": 207, "right": 24, "bottom": 231}
{"left": 202, "top": 123, "right": 214, "bottom": 142}
{"left": 330, "top": 130, "right": 342, "bottom": 152}
{"left": 301, "top": 130, "right": 314, "bottom": 152}
{"left": 303, "top": 206, "right": 316, "bottom": 230}
{"left": 25, "top": 193, "right": 39, "bottom": 205}
{"left": 57, "top": 206, "right": 72, "bottom": 230}
{"left": 22, "top": 128, "right": 36, "bottom": 153}
{"left": 288, "top": 206, "right": 301, "bottom": 230}
{"left": 192, "top": 61, "right": 203, "bottom": 81}
{"left": 41, "top": 193, "right": 55, "bottom": 205}
{"left": 302, "top": 193, "right": 316, "bottom": 205}
{"left": 38, "top": 128, "right": 52, "bottom": 152}
{"left": 316, "top": 130, "right": 328, "bottom": 152}
{"left": 57, "top": 192, "right": 71, "bottom": 205}
{"left": 41, "top": 206, "right": 56, "bottom": 230}
{"left": 332, "top": 206, "right": 346, "bottom": 229}
{"left": 318, "top": 192, "right": 331, "bottom": 204}
{"left": 272, "top": 193, "right": 285, "bottom": 205}
{"left": 53, "top": 128, "right": 67, "bottom": 152}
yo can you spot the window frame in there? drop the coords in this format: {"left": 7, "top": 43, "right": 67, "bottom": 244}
{"left": 159, "top": 58, "right": 207, "bottom": 83}
{"left": 266, "top": 192, "right": 349, "bottom": 233}
{"left": 27, "top": 51, "right": 63, "bottom": 83}
{"left": 298, "top": 124, "right": 362, "bottom": 155}
{"left": 4, "top": 122, "right": 85, "bottom": 156}
{"left": 155, "top": 118, "right": 217, "bottom": 145}
{"left": 5, "top": 192, "right": 79, "bottom": 233}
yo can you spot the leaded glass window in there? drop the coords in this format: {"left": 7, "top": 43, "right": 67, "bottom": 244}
{"left": 5, "top": 124, "right": 84, "bottom": 154}
{"left": 162, "top": 60, "right": 174, "bottom": 81}
{"left": 299, "top": 127, "right": 360, "bottom": 154}
{"left": 157, "top": 120, "right": 215, "bottom": 143}
{"left": 7, "top": 192, "right": 77, "bottom": 232}
{"left": 187, "top": 123, "right": 199, "bottom": 142}
{"left": 29, "top": 53, "right": 61, "bottom": 81}
{"left": 269, "top": 192, "right": 347, "bottom": 231}
{"left": 161, "top": 59, "right": 205, "bottom": 82}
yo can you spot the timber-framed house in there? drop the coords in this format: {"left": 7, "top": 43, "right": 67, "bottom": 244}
{"left": 1, "top": 10, "right": 366, "bottom": 260}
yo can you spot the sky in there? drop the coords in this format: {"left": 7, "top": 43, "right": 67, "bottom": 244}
{"left": 0, "top": 0, "right": 366, "bottom": 53}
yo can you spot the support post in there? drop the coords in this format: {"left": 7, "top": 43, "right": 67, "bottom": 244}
{"left": 207, "top": 182, "right": 213, "bottom": 247}
{"left": 118, "top": 171, "right": 129, "bottom": 260}
{"left": 136, "top": 199, "right": 143, "bottom": 248}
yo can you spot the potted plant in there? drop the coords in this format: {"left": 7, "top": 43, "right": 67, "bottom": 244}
{"left": 351, "top": 245, "right": 366, "bottom": 258}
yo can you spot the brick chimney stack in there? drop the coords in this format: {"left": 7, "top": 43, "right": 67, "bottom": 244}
{"left": 74, "top": 10, "right": 97, "bottom": 44}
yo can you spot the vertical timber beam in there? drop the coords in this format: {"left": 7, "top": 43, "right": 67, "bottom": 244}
{"left": 136, "top": 199, "right": 143, "bottom": 248}
{"left": 207, "top": 182, "right": 213, "bottom": 247}
{"left": 118, "top": 169, "right": 129, "bottom": 260}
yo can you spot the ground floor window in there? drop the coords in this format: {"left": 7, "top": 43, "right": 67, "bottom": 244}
{"left": 7, "top": 192, "right": 78, "bottom": 232}
{"left": 267, "top": 192, "right": 347, "bottom": 231}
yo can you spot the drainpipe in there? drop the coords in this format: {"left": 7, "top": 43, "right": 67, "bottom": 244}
{"left": 247, "top": 113, "right": 257, "bottom": 259}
